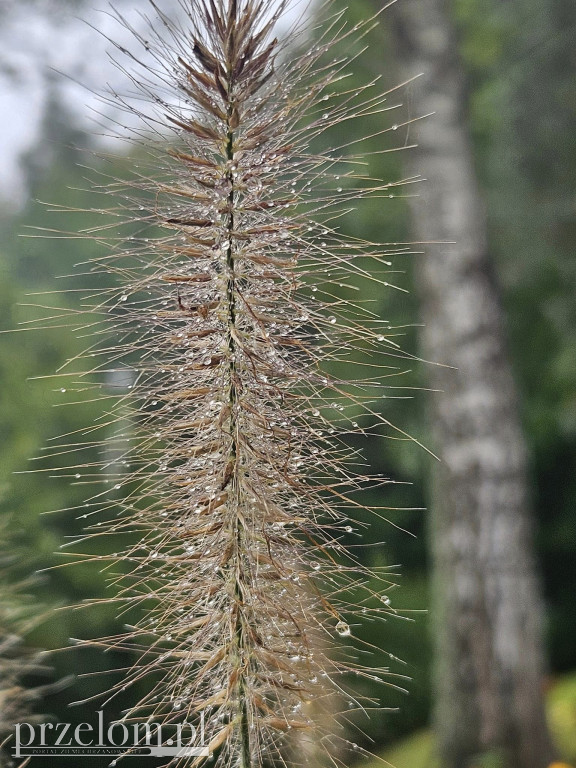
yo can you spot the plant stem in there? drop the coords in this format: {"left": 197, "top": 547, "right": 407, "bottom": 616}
{"left": 224, "top": 85, "right": 251, "bottom": 767}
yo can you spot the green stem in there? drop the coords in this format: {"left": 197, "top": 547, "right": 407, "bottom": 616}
{"left": 224, "top": 107, "right": 251, "bottom": 768}
{"left": 238, "top": 675, "right": 251, "bottom": 768}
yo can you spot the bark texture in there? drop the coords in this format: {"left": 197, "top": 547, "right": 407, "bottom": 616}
{"left": 384, "top": 2, "right": 555, "bottom": 767}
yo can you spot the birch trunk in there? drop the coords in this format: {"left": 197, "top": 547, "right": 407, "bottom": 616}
{"left": 384, "top": 2, "right": 555, "bottom": 766}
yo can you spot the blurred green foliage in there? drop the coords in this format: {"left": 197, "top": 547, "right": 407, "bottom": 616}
{"left": 0, "top": 144, "right": 145, "bottom": 768}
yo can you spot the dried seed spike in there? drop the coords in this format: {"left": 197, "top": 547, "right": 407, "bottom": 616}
{"left": 226, "top": 0, "right": 239, "bottom": 63}
{"left": 165, "top": 115, "right": 219, "bottom": 140}
{"left": 193, "top": 39, "right": 220, "bottom": 74}
{"left": 48, "top": 1, "right": 415, "bottom": 766}
{"left": 239, "top": 38, "right": 278, "bottom": 82}
{"left": 166, "top": 149, "right": 217, "bottom": 168}
{"left": 227, "top": 0, "right": 238, "bottom": 26}
{"left": 207, "top": 0, "right": 225, "bottom": 37}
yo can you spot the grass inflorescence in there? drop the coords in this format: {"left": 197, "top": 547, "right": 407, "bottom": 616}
{"left": 30, "top": 1, "right": 421, "bottom": 765}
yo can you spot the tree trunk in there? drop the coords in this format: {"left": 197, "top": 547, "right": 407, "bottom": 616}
{"left": 384, "top": 2, "right": 555, "bottom": 767}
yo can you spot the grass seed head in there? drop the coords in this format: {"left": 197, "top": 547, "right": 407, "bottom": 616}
{"left": 35, "top": 1, "right": 418, "bottom": 765}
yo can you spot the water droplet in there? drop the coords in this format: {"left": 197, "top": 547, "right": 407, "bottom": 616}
{"left": 391, "top": 124, "right": 398, "bottom": 130}
{"left": 336, "top": 621, "right": 351, "bottom": 637}
{"left": 329, "top": 317, "right": 336, "bottom": 324}
{"left": 120, "top": 295, "right": 128, "bottom": 302}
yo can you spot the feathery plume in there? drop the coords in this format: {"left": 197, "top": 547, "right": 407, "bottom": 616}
{"left": 35, "top": 1, "right": 418, "bottom": 765}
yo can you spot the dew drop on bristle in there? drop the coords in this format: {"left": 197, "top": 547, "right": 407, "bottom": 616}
{"left": 336, "top": 621, "right": 351, "bottom": 637}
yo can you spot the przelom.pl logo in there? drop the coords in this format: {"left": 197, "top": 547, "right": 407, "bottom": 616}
{"left": 13, "top": 711, "right": 209, "bottom": 760}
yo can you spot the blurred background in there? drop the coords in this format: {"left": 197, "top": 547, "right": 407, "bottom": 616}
{"left": 0, "top": 0, "right": 575, "bottom": 767}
